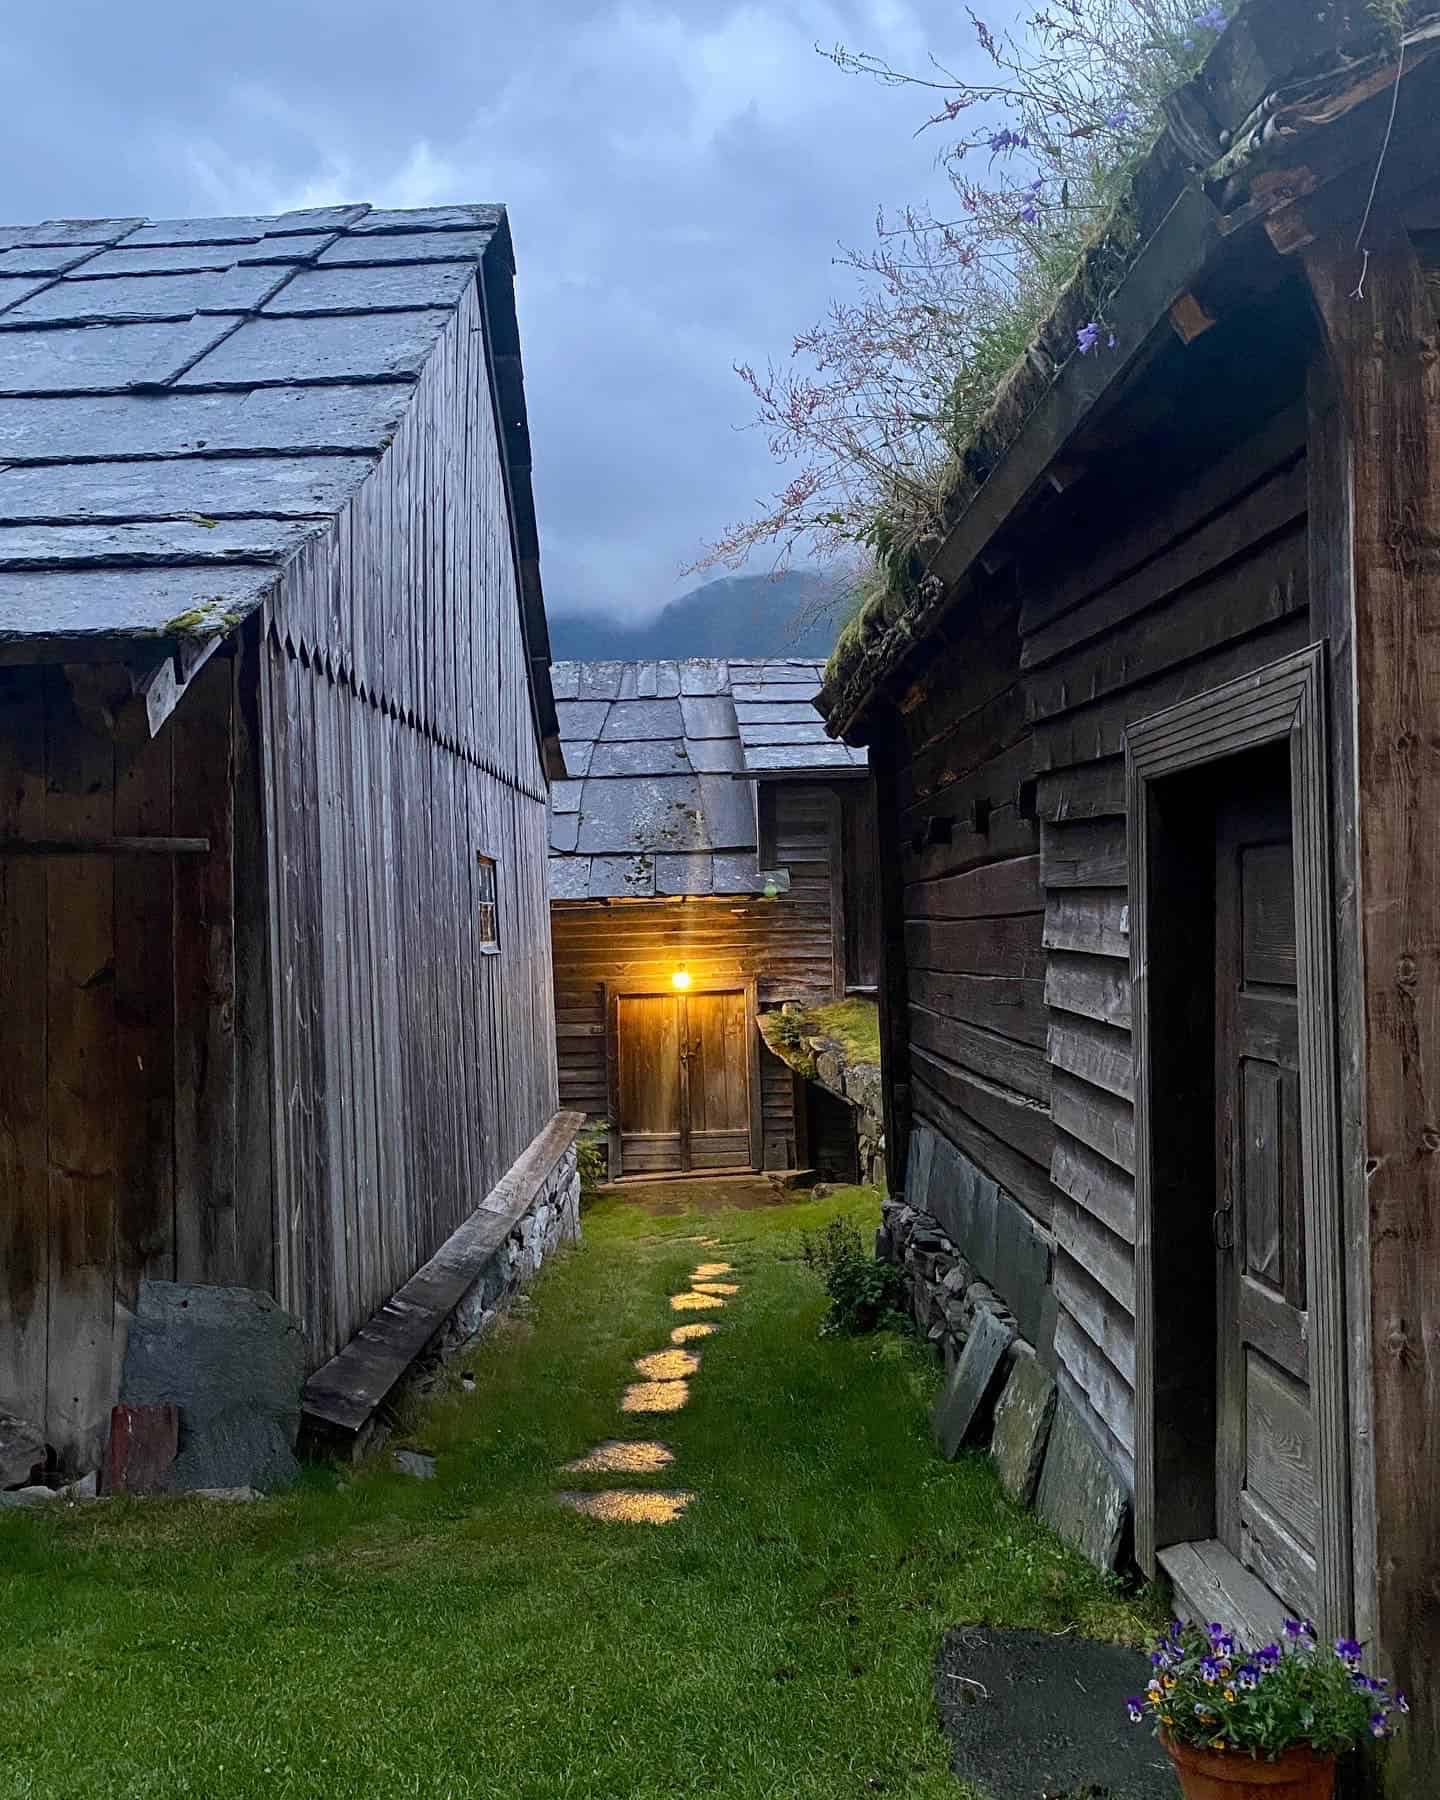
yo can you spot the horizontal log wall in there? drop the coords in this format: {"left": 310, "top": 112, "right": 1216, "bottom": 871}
{"left": 551, "top": 784, "right": 841, "bottom": 1163}
{"left": 262, "top": 272, "right": 556, "bottom": 1367}
{"left": 0, "top": 657, "right": 254, "bottom": 1472}
{"left": 1021, "top": 400, "right": 1309, "bottom": 1486}
{"left": 895, "top": 588, "right": 1053, "bottom": 1228}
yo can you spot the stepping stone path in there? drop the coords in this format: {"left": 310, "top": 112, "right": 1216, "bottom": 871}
{"left": 557, "top": 1250, "right": 740, "bottom": 1526}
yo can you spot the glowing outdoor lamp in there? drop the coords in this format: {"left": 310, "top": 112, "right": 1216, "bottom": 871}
{"left": 671, "top": 967, "right": 691, "bottom": 992}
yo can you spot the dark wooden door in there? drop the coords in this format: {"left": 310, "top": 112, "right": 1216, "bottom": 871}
{"left": 616, "top": 990, "right": 750, "bottom": 1175}
{"left": 616, "top": 993, "right": 684, "bottom": 1174}
{"left": 1214, "top": 752, "right": 1317, "bottom": 1616}
{"left": 684, "top": 989, "right": 750, "bottom": 1170}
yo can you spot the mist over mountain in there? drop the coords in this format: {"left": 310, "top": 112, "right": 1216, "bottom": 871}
{"left": 547, "top": 569, "right": 845, "bottom": 662}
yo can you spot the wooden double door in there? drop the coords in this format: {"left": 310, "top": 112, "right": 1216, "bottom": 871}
{"left": 613, "top": 986, "right": 754, "bottom": 1176}
{"left": 1213, "top": 751, "right": 1317, "bottom": 1616}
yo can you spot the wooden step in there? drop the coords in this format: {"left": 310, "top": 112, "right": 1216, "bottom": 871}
{"left": 1157, "top": 1539, "right": 1290, "bottom": 1652}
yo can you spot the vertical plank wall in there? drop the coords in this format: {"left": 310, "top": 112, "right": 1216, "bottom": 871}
{"left": 260, "top": 275, "right": 557, "bottom": 1367}
{"left": 0, "top": 658, "right": 253, "bottom": 1471}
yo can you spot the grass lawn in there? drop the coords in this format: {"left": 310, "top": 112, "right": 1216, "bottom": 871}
{"left": 0, "top": 1184, "right": 1157, "bottom": 1800}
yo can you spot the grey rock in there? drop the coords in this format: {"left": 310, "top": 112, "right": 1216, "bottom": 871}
{"left": 192, "top": 1486, "right": 263, "bottom": 1502}
{"left": 931, "top": 1307, "right": 1014, "bottom": 1460}
{"left": 1035, "top": 1398, "right": 1128, "bottom": 1572}
{"left": 121, "top": 1281, "right": 305, "bottom": 1493}
{"left": 990, "top": 1346, "right": 1058, "bottom": 1508}
{"left": 57, "top": 1471, "right": 99, "bottom": 1501}
{"left": 0, "top": 1484, "right": 56, "bottom": 1508}
{"left": 0, "top": 1409, "right": 45, "bottom": 1489}
{"left": 392, "top": 1450, "right": 437, "bottom": 1480}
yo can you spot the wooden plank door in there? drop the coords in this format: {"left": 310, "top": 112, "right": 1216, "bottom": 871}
{"left": 684, "top": 989, "right": 750, "bottom": 1171}
{"left": 1214, "top": 751, "right": 1318, "bottom": 1617}
{"left": 616, "top": 994, "right": 684, "bottom": 1175}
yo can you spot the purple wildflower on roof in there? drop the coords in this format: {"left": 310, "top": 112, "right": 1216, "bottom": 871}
{"left": 1076, "top": 321, "right": 1101, "bottom": 355}
{"left": 1194, "top": 2, "right": 1228, "bottom": 30}
{"left": 1105, "top": 107, "right": 1132, "bottom": 130}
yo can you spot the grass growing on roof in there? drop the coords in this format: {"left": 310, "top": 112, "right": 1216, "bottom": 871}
{"left": 0, "top": 1185, "right": 1158, "bottom": 1800}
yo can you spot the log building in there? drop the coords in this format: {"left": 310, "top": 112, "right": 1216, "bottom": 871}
{"left": 0, "top": 203, "right": 573, "bottom": 1475}
{"left": 547, "top": 657, "right": 879, "bottom": 1179}
{"left": 819, "top": 6, "right": 1440, "bottom": 1789}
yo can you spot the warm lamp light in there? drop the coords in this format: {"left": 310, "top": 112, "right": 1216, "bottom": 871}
{"left": 671, "top": 967, "right": 691, "bottom": 991}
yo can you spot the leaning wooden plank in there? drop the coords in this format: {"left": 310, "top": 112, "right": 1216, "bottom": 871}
{"left": 302, "top": 1111, "right": 584, "bottom": 1443}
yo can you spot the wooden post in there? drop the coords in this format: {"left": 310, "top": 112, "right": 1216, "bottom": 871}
{"left": 869, "top": 722, "right": 913, "bottom": 1197}
{"left": 1302, "top": 220, "right": 1440, "bottom": 1795}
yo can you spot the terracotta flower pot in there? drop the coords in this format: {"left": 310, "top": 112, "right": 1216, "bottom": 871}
{"left": 1161, "top": 1733, "right": 1336, "bottom": 1800}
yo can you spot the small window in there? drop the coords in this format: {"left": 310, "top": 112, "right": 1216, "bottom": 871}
{"left": 477, "top": 853, "right": 500, "bottom": 953}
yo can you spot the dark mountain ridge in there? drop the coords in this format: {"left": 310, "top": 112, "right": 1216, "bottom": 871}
{"left": 547, "top": 569, "right": 843, "bottom": 662}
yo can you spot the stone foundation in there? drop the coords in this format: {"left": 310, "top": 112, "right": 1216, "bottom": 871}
{"left": 883, "top": 1123, "right": 1130, "bottom": 1575}
{"left": 439, "top": 1144, "right": 581, "bottom": 1357}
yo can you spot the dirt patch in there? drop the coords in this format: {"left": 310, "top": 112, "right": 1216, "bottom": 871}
{"left": 935, "top": 1627, "right": 1173, "bottom": 1799}
{"left": 600, "top": 1176, "right": 794, "bottom": 1214}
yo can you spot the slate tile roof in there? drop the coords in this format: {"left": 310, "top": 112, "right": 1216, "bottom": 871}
{"left": 0, "top": 203, "right": 518, "bottom": 652}
{"left": 548, "top": 657, "right": 866, "bottom": 900}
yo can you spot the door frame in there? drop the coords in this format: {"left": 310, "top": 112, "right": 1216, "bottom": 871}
{"left": 603, "top": 977, "right": 762, "bottom": 1177}
{"left": 1126, "top": 642, "right": 1351, "bottom": 1634}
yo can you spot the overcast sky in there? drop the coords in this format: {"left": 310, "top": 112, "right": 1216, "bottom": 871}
{"left": 1, "top": 1, "right": 990, "bottom": 624}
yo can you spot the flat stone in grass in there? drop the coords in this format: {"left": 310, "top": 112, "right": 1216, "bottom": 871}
{"left": 935, "top": 1627, "right": 1173, "bottom": 1799}
{"left": 563, "top": 1440, "right": 675, "bottom": 1475}
{"left": 1035, "top": 1399, "right": 1128, "bottom": 1573}
{"left": 120, "top": 1281, "right": 305, "bottom": 1493}
{"left": 931, "top": 1307, "right": 1012, "bottom": 1460}
{"left": 990, "top": 1346, "right": 1057, "bottom": 1508}
{"left": 558, "top": 1489, "right": 694, "bottom": 1525}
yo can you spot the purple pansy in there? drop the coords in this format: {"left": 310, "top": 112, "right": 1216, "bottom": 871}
{"left": 1127, "top": 1697, "right": 1145, "bottom": 1724}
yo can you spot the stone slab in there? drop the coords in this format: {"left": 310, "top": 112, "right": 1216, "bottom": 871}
{"left": 121, "top": 1282, "right": 305, "bottom": 1493}
{"left": 106, "top": 1402, "right": 180, "bottom": 1495}
{"left": 935, "top": 1627, "right": 1172, "bottom": 1799}
{"left": 1035, "top": 1397, "right": 1128, "bottom": 1572}
{"left": 930, "top": 1307, "right": 1013, "bottom": 1461}
{"left": 990, "top": 1346, "right": 1057, "bottom": 1508}
{"left": 0, "top": 1409, "right": 45, "bottom": 1489}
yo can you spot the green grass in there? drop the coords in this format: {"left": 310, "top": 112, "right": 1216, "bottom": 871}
{"left": 0, "top": 1186, "right": 1157, "bottom": 1799}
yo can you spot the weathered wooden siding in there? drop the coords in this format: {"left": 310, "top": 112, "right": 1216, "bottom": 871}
{"left": 259, "top": 278, "right": 556, "bottom": 1366}
{"left": 894, "top": 587, "right": 1052, "bottom": 1229}
{"left": 551, "top": 783, "right": 841, "bottom": 1163}
{"left": 1024, "top": 401, "right": 1310, "bottom": 1485}
{"left": 0, "top": 656, "right": 255, "bottom": 1471}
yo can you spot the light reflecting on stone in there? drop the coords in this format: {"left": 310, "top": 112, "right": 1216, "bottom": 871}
{"left": 559, "top": 1489, "right": 695, "bottom": 1525}
{"left": 671, "top": 1323, "right": 718, "bottom": 1345}
{"left": 622, "top": 1379, "right": 691, "bottom": 1414}
{"left": 692, "top": 1282, "right": 739, "bottom": 1296}
{"left": 633, "top": 1348, "right": 700, "bottom": 1381}
{"left": 671, "top": 1291, "right": 725, "bottom": 1312}
{"left": 692, "top": 1262, "right": 733, "bottom": 1279}
{"left": 562, "top": 1439, "right": 675, "bottom": 1475}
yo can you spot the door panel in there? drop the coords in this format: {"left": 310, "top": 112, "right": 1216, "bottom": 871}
{"left": 615, "top": 989, "right": 751, "bottom": 1175}
{"left": 685, "top": 989, "right": 750, "bottom": 1170}
{"left": 617, "top": 994, "right": 683, "bottom": 1174}
{"left": 1215, "top": 751, "right": 1317, "bottom": 1616}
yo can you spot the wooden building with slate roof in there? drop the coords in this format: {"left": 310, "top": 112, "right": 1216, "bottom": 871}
{"left": 0, "top": 203, "right": 569, "bottom": 1474}
{"left": 819, "top": 5, "right": 1440, "bottom": 1788}
{"left": 547, "top": 657, "right": 879, "bottom": 1178}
